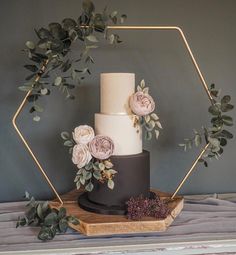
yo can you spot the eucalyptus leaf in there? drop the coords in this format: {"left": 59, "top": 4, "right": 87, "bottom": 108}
{"left": 151, "top": 113, "right": 159, "bottom": 120}
{"left": 140, "top": 79, "right": 145, "bottom": 88}
{"left": 85, "top": 162, "right": 93, "bottom": 170}
{"left": 145, "top": 131, "right": 152, "bottom": 140}
{"left": 34, "top": 104, "right": 43, "bottom": 112}
{"left": 84, "top": 171, "right": 92, "bottom": 180}
{"left": 144, "top": 115, "right": 150, "bottom": 123}
{"left": 85, "top": 182, "right": 94, "bottom": 192}
{"left": 36, "top": 204, "right": 43, "bottom": 220}
{"left": 61, "top": 131, "right": 70, "bottom": 140}
{"left": 154, "top": 129, "right": 159, "bottom": 140}
{"left": 58, "top": 207, "right": 66, "bottom": 219}
{"left": 220, "top": 138, "right": 227, "bottom": 146}
{"left": 54, "top": 76, "right": 62, "bottom": 86}
{"left": 99, "top": 163, "right": 105, "bottom": 170}
{"left": 221, "top": 103, "right": 234, "bottom": 112}
{"left": 38, "top": 226, "right": 56, "bottom": 241}
{"left": 108, "top": 34, "right": 115, "bottom": 44}
{"left": 63, "top": 140, "right": 73, "bottom": 147}
{"left": 156, "top": 121, "right": 162, "bottom": 129}
{"left": 92, "top": 163, "right": 100, "bottom": 171}
{"left": 80, "top": 176, "right": 85, "bottom": 185}
{"left": 110, "top": 11, "right": 118, "bottom": 18}
{"left": 86, "top": 35, "right": 98, "bottom": 42}
{"left": 62, "top": 18, "right": 77, "bottom": 31}
{"left": 93, "top": 171, "right": 102, "bottom": 180}
{"left": 67, "top": 216, "right": 79, "bottom": 225}
{"left": 40, "top": 88, "right": 48, "bottom": 95}
{"left": 219, "top": 130, "right": 233, "bottom": 139}
{"left": 82, "top": 0, "right": 95, "bottom": 14}
{"left": 18, "top": 86, "right": 32, "bottom": 92}
{"left": 33, "top": 115, "right": 40, "bottom": 122}
{"left": 208, "top": 137, "right": 220, "bottom": 147}
{"left": 108, "top": 179, "right": 114, "bottom": 189}
{"left": 208, "top": 105, "right": 220, "bottom": 115}
{"left": 59, "top": 219, "right": 68, "bottom": 233}
{"left": 76, "top": 181, "right": 81, "bottom": 189}
{"left": 104, "top": 160, "right": 113, "bottom": 169}
{"left": 221, "top": 95, "right": 231, "bottom": 104}
{"left": 145, "top": 121, "right": 155, "bottom": 131}
{"left": 194, "top": 134, "right": 202, "bottom": 147}
{"left": 108, "top": 169, "right": 117, "bottom": 175}
{"left": 26, "top": 41, "right": 35, "bottom": 50}
{"left": 44, "top": 212, "right": 58, "bottom": 226}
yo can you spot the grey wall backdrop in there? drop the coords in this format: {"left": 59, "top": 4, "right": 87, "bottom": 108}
{"left": 0, "top": 0, "right": 235, "bottom": 202}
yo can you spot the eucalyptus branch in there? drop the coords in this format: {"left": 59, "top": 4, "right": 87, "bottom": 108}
{"left": 179, "top": 83, "right": 234, "bottom": 167}
{"left": 16, "top": 192, "right": 79, "bottom": 241}
{"left": 19, "top": 0, "right": 127, "bottom": 121}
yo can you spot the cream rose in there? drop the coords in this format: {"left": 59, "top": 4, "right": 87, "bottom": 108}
{"left": 130, "top": 91, "right": 155, "bottom": 116}
{"left": 89, "top": 135, "right": 114, "bottom": 160}
{"left": 72, "top": 144, "right": 92, "bottom": 169}
{"left": 72, "top": 125, "right": 95, "bottom": 144}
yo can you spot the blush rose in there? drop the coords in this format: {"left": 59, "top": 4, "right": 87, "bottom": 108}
{"left": 89, "top": 135, "right": 114, "bottom": 160}
{"left": 130, "top": 91, "right": 155, "bottom": 116}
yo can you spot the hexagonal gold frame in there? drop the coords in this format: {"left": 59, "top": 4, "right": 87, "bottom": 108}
{"left": 12, "top": 26, "right": 214, "bottom": 207}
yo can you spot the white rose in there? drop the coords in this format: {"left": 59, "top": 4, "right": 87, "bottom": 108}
{"left": 72, "top": 144, "right": 92, "bottom": 169}
{"left": 72, "top": 125, "right": 95, "bottom": 144}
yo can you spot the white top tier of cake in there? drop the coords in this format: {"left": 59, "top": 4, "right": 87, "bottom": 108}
{"left": 100, "top": 73, "right": 135, "bottom": 115}
{"left": 95, "top": 73, "right": 142, "bottom": 155}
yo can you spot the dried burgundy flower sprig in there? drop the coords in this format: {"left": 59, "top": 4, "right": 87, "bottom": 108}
{"left": 126, "top": 194, "right": 170, "bottom": 220}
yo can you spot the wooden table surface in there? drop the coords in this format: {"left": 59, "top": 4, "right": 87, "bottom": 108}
{"left": 0, "top": 193, "right": 236, "bottom": 255}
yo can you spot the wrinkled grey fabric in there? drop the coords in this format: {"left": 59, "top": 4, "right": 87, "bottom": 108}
{"left": 0, "top": 195, "right": 236, "bottom": 252}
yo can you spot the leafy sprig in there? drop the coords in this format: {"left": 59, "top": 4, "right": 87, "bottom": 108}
{"left": 179, "top": 84, "right": 234, "bottom": 167}
{"left": 74, "top": 159, "right": 117, "bottom": 191}
{"left": 16, "top": 192, "right": 79, "bottom": 241}
{"left": 19, "top": 0, "right": 126, "bottom": 121}
{"left": 134, "top": 79, "right": 162, "bottom": 140}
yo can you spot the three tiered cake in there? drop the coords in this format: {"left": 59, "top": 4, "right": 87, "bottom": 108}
{"left": 78, "top": 73, "right": 151, "bottom": 215}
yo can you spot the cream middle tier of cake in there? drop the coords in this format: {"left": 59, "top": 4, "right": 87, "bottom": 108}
{"left": 95, "top": 73, "right": 142, "bottom": 155}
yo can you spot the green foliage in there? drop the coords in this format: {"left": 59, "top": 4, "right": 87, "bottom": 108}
{"left": 179, "top": 84, "right": 234, "bottom": 167}
{"left": 19, "top": 0, "right": 126, "bottom": 121}
{"left": 60, "top": 131, "right": 75, "bottom": 152}
{"left": 74, "top": 159, "right": 117, "bottom": 192}
{"left": 16, "top": 192, "right": 79, "bottom": 241}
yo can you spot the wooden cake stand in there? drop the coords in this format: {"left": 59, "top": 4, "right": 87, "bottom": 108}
{"left": 50, "top": 189, "right": 184, "bottom": 236}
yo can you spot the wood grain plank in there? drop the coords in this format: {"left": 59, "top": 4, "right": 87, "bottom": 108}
{"left": 51, "top": 189, "right": 184, "bottom": 236}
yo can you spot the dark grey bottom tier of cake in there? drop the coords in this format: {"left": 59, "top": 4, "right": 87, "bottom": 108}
{"left": 78, "top": 191, "right": 155, "bottom": 215}
{"left": 78, "top": 150, "right": 150, "bottom": 215}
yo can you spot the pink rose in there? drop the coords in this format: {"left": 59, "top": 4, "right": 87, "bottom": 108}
{"left": 89, "top": 135, "right": 114, "bottom": 160}
{"left": 72, "top": 125, "right": 95, "bottom": 145}
{"left": 130, "top": 91, "right": 155, "bottom": 116}
{"left": 72, "top": 144, "right": 92, "bottom": 168}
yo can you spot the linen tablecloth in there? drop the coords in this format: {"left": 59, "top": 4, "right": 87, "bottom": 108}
{"left": 0, "top": 193, "right": 236, "bottom": 255}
